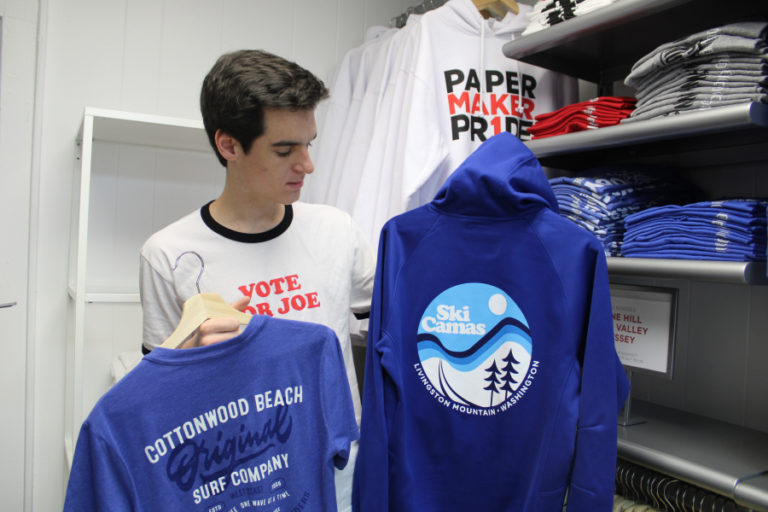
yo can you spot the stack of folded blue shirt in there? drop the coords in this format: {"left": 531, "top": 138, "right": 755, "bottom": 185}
{"left": 549, "top": 169, "right": 694, "bottom": 256}
{"left": 623, "top": 22, "right": 768, "bottom": 123}
{"left": 622, "top": 199, "right": 768, "bottom": 261}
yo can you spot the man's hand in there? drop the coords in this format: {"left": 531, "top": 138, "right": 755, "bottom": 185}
{"left": 183, "top": 296, "right": 252, "bottom": 348}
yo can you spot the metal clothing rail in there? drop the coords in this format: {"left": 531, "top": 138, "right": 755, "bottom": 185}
{"left": 390, "top": 0, "right": 449, "bottom": 28}
{"left": 615, "top": 459, "right": 750, "bottom": 512}
{"left": 391, "top": 0, "right": 521, "bottom": 28}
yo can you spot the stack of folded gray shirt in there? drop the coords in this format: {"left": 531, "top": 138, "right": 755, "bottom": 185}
{"left": 623, "top": 22, "right": 768, "bottom": 122}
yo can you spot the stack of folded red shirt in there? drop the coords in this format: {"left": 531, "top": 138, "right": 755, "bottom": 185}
{"left": 529, "top": 96, "right": 637, "bottom": 139}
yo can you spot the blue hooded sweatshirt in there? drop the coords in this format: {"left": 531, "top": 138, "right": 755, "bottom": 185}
{"left": 353, "top": 132, "right": 630, "bottom": 511}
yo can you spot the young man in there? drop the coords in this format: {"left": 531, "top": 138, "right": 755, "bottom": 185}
{"left": 139, "top": 50, "right": 375, "bottom": 511}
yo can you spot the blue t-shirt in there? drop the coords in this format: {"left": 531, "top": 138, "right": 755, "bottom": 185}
{"left": 549, "top": 169, "right": 695, "bottom": 256}
{"left": 622, "top": 199, "right": 768, "bottom": 261}
{"left": 64, "top": 315, "right": 358, "bottom": 512}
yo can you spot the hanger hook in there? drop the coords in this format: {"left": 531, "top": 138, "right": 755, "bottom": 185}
{"left": 172, "top": 250, "right": 205, "bottom": 294}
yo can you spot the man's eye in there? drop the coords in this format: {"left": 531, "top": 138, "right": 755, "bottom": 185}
{"left": 276, "top": 149, "right": 291, "bottom": 157}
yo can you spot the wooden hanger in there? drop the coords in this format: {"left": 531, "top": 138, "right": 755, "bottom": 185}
{"left": 473, "top": 0, "right": 520, "bottom": 18}
{"left": 160, "top": 293, "right": 252, "bottom": 349}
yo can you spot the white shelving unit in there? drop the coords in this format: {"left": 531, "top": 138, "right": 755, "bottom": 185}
{"left": 65, "top": 107, "right": 219, "bottom": 464}
{"left": 504, "top": 0, "right": 768, "bottom": 509}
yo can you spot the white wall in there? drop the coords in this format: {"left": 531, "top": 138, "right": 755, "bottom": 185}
{"left": 0, "top": 1, "right": 39, "bottom": 511}
{"left": 29, "top": 0, "right": 413, "bottom": 509}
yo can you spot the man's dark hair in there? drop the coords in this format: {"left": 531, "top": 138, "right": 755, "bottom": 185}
{"left": 200, "top": 49, "right": 329, "bottom": 166}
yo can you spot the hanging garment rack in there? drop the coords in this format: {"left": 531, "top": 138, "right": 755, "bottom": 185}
{"left": 615, "top": 459, "right": 751, "bottom": 511}
{"left": 391, "top": 0, "right": 448, "bottom": 28}
{"left": 390, "top": 0, "right": 520, "bottom": 28}
{"left": 473, "top": 0, "right": 520, "bottom": 17}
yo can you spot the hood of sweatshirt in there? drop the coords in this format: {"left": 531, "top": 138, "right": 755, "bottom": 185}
{"left": 431, "top": 131, "right": 558, "bottom": 218}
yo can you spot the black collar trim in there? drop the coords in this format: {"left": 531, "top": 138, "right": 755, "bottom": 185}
{"left": 200, "top": 201, "right": 293, "bottom": 243}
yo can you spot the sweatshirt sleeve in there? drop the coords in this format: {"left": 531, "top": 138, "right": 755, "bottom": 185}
{"left": 352, "top": 229, "right": 392, "bottom": 512}
{"left": 64, "top": 422, "right": 136, "bottom": 511}
{"left": 567, "top": 250, "right": 630, "bottom": 511}
{"left": 319, "top": 328, "right": 360, "bottom": 470}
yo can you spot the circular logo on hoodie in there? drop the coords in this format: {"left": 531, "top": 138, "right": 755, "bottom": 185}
{"left": 414, "top": 283, "right": 538, "bottom": 414}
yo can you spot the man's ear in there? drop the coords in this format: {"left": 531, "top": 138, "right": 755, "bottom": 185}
{"left": 214, "top": 129, "right": 239, "bottom": 162}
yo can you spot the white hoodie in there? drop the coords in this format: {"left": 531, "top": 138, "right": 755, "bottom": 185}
{"left": 314, "top": 0, "right": 578, "bottom": 247}
{"left": 308, "top": 26, "right": 398, "bottom": 208}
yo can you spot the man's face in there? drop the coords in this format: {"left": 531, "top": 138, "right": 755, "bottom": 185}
{"left": 232, "top": 108, "right": 317, "bottom": 205}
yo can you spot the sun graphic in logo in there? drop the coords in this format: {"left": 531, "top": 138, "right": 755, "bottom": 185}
{"left": 416, "top": 283, "right": 533, "bottom": 410}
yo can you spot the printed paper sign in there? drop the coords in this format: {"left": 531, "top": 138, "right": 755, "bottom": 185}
{"left": 610, "top": 285, "right": 676, "bottom": 376}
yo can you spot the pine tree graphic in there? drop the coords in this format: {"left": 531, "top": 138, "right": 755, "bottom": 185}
{"left": 484, "top": 360, "right": 502, "bottom": 407}
{"left": 500, "top": 348, "right": 520, "bottom": 400}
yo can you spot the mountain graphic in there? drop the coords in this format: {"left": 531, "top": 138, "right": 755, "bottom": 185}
{"left": 437, "top": 360, "right": 473, "bottom": 405}
{"left": 417, "top": 317, "right": 532, "bottom": 372}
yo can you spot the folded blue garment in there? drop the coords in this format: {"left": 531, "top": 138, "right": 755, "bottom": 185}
{"left": 621, "top": 199, "right": 768, "bottom": 261}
